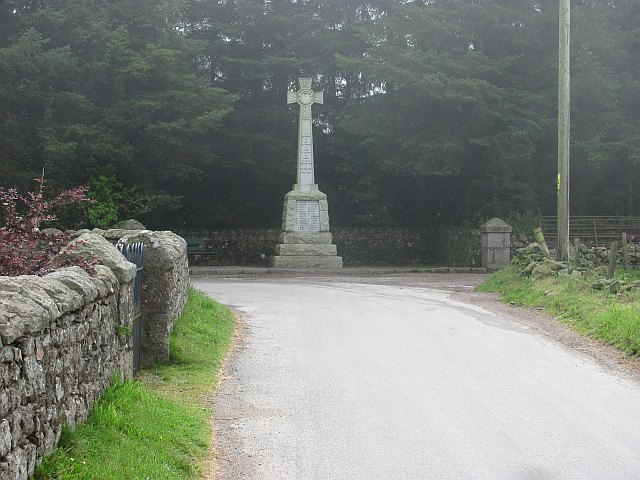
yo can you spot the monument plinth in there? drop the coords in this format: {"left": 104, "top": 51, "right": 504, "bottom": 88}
{"left": 271, "top": 78, "right": 342, "bottom": 269}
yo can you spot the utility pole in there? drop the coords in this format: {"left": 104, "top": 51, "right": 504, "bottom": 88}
{"left": 557, "top": 0, "right": 570, "bottom": 261}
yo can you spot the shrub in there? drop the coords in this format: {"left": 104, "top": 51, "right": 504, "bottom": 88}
{"left": 0, "top": 176, "right": 97, "bottom": 276}
{"left": 45, "top": 175, "right": 152, "bottom": 230}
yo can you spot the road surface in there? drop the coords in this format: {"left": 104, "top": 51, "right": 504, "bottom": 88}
{"left": 194, "top": 275, "right": 640, "bottom": 480}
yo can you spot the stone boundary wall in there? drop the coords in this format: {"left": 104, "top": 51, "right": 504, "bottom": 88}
{"left": 177, "top": 227, "right": 482, "bottom": 267}
{"left": 517, "top": 241, "right": 640, "bottom": 270}
{"left": 583, "top": 243, "right": 640, "bottom": 268}
{"left": 512, "top": 233, "right": 640, "bottom": 267}
{"left": 0, "top": 235, "right": 137, "bottom": 479}
{"left": 0, "top": 229, "right": 189, "bottom": 478}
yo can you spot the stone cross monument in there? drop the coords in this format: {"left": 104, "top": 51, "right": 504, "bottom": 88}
{"left": 271, "top": 78, "right": 343, "bottom": 268}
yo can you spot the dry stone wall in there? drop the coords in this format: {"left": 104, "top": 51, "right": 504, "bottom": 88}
{"left": 0, "top": 235, "right": 137, "bottom": 480}
{"left": 178, "top": 227, "right": 482, "bottom": 267}
{"left": 578, "top": 243, "right": 640, "bottom": 268}
{"left": 511, "top": 239, "right": 640, "bottom": 294}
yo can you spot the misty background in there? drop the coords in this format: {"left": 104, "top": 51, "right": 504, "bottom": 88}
{"left": 1, "top": 0, "right": 638, "bottom": 230}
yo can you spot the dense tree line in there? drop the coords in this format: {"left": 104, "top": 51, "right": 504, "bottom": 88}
{"left": 1, "top": 0, "right": 639, "bottom": 229}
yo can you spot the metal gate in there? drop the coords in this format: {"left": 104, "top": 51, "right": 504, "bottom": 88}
{"left": 118, "top": 242, "right": 144, "bottom": 374}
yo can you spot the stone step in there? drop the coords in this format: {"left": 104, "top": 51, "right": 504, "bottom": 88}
{"left": 275, "top": 243, "right": 337, "bottom": 256}
{"left": 271, "top": 255, "right": 343, "bottom": 269}
{"left": 279, "top": 232, "right": 333, "bottom": 244}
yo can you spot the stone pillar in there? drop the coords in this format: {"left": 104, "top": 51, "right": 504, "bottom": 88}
{"left": 103, "top": 229, "right": 189, "bottom": 366}
{"left": 480, "top": 218, "right": 512, "bottom": 271}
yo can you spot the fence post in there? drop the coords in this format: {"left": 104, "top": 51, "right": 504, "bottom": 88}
{"left": 573, "top": 237, "right": 581, "bottom": 268}
{"left": 622, "top": 232, "right": 630, "bottom": 269}
{"left": 608, "top": 241, "right": 617, "bottom": 279}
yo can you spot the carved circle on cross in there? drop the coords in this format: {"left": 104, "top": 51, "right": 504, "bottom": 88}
{"left": 297, "top": 88, "right": 315, "bottom": 106}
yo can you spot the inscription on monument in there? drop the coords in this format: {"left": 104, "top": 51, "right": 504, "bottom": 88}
{"left": 295, "top": 201, "right": 320, "bottom": 232}
{"left": 300, "top": 130, "right": 313, "bottom": 182}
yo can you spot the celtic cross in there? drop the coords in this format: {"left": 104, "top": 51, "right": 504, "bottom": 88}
{"left": 287, "top": 78, "right": 323, "bottom": 191}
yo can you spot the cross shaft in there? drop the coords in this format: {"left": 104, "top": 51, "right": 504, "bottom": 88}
{"left": 287, "top": 78, "right": 323, "bottom": 191}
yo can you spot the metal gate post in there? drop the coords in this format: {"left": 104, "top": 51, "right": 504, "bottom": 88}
{"left": 118, "top": 242, "right": 144, "bottom": 374}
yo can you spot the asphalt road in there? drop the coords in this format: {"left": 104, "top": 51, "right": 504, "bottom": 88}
{"left": 194, "top": 276, "right": 640, "bottom": 480}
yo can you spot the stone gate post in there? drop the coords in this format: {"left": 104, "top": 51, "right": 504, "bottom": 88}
{"left": 480, "top": 218, "right": 512, "bottom": 271}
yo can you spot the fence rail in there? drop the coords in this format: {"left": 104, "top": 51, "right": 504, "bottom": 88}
{"left": 540, "top": 216, "right": 640, "bottom": 247}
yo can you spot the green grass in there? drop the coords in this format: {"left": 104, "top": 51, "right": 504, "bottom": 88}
{"left": 478, "top": 264, "right": 640, "bottom": 356}
{"left": 615, "top": 267, "right": 640, "bottom": 284}
{"left": 35, "top": 287, "right": 235, "bottom": 480}
{"left": 145, "top": 288, "right": 235, "bottom": 405}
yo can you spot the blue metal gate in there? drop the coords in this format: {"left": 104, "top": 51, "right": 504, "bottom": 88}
{"left": 118, "top": 242, "right": 144, "bottom": 374}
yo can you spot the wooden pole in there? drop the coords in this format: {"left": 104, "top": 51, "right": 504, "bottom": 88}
{"left": 557, "top": 0, "right": 570, "bottom": 261}
{"left": 574, "top": 237, "right": 580, "bottom": 267}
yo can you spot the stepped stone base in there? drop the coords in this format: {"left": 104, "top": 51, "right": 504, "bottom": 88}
{"left": 279, "top": 232, "right": 333, "bottom": 244}
{"left": 271, "top": 185, "right": 342, "bottom": 269}
{"left": 275, "top": 243, "right": 337, "bottom": 256}
{"left": 271, "top": 255, "right": 343, "bottom": 269}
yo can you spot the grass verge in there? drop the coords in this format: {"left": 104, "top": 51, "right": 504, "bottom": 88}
{"left": 477, "top": 264, "right": 640, "bottom": 356}
{"left": 35, "top": 287, "right": 234, "bottom": 479}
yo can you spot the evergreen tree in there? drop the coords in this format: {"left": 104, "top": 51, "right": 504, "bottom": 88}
{"left": 332, "top": 0, "right": 558, "bottom": 224}
{"left": 0, "top": 0, "right": 235, "bottom": 226}
{"left": 2, "top": 0, "right": 639, "bottom": 227}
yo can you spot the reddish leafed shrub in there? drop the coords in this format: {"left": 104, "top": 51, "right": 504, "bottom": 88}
{"left": 0, "top": 176, "right": 97, "bottom": 276}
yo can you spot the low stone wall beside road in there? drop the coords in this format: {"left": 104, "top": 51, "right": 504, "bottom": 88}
{"left": 0, "top": 227, "right": 190, "bottom": 479}
{"left": 0, "top": 235, "right": 137, "bottom": 480}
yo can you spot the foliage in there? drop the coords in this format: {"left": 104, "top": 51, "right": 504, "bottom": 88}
{"left": 510, "top": 249, "right": 545, "bottom": 276}
{"left": 52, "top": 174, "right": 148, "bottom": 230}
{"left": 35, "top": 287, "right": 235, "bottom": 479}
{"left": 0, "top": 0, "right": 236, "bottom": 225}
{"left": 114, "top": 324, "right": 132, "bottom": 336}
{"left": 615, "top": 268, "right": 640, "bottom": 284}
{"left": 0, "top": 177, "right": 96, "bottom": 276}
{"left": 83, "top": 175, "right": 151, "bottom": 230}
{"left": 85, "top": 176, "right": 123, "bottom": 230}
{"left": 2, "top": 0, "right": 640, "bottom": 228}
{"left": 506, "top": 210, "right": 542, "bottom": 239}
{"left": 478, "top": 264, "right": 640, "bottom": 356}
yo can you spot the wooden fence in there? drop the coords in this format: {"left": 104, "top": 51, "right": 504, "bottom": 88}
{"left": 540, "top": 216, "right": 640, "bottom": 247}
